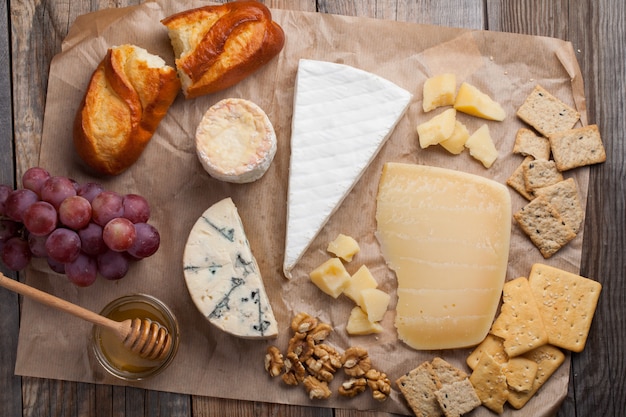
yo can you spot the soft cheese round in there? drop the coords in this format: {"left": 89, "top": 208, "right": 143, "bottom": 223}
{"left": 195, "top": 98, "right": 277, "bottom": 183}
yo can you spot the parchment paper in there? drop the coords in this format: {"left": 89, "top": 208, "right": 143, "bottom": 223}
{"left": 14, "top": 1, "right": 590, "bottom": 415}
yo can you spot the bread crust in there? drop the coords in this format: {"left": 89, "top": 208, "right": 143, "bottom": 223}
{"left": 73, "top": 45, "right": 180, "bottom": 175}
{"left": 161, "top": 1, "right": 285, "bottom": 98}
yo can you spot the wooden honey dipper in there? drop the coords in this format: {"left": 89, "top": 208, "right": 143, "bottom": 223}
{"left": 0, "top": 272, "right": 172, "bottom": 361}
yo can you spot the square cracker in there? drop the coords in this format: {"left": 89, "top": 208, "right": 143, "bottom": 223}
{"left": 434, "top": 379, "right": 481, "bottom": 417}
{"left": 513, "top": 128, "right": 551, "bottom": 160}
{"left": 548, "top": 124, "right": 606, "bottom": 171}
{"left": 396, "top": 361, "right": 443, "bottom": 417}
{"left": 534, "top": 178, "right": 584, "bottom": 233}
{"left": 431, "top": 357, "right": 468, "bottom": 385}
{"left": 528, "top": 263, "right": 602, "bottom": 352}
{"left": 522, "top": 158, "right": 564, "bottom": 193}
{"left": 507, "top": 344, "right": 566, "bottom": 409}
{"left": 516, "top": 85, "right": 580, "bottom": 136}
{"left": 504, "top": 356, "right": 538, "bottom": 393}
{"left": 491, "top": 277, "right": 549, "bottom": 357}
{"left": 469, "top": 352, "right": 509, "bottom": 414}
{"left": 513, "top": 196, "right": 577, "bottom": 258}
{"left": 507, "top": 156, "right": 535, "bottom": 200}
{"left": 467, "top": 334, "right": 508, "bottom": 370}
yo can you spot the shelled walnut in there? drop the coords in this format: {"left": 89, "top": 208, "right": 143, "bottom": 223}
{"left": 303, "top": 375, "right": 332, "bottom": 399}
{"left": 264, "top": 346, "right": 284, "bottom": 377}
{"left": 365, "top": 369, "right": 391, "bottom": 402}
{"left": 338, "top": 377, "right": 367, "bottom": 397}
{"left": 342, "top": 346, "right": 372, "bottom": 377}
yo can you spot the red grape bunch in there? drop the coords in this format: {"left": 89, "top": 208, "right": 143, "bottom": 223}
{"left": 0, "top": 167, "right": 160, "bottom": 287}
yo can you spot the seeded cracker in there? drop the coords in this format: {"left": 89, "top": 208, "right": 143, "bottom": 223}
{"left": 467, "top": 334, "right": 508, "bottom": 370}
{"left": 534, "top": 178, "right": 584, "bottom": 233}
{"left": 516, "top": 85, "right": 580, "bottom": 136}
{"left": 503, "top": 357, "right": 538, "bottom": 393}
{"left": 491, "top": 277, "right": 549, "bottom": 357}
{"left": 548, "top": 124, "right": 606, "bottom": 171}
{"left": 396, "top": 361, "right": 443, "bottom": 417}
{"left": 469, "top": 352, "right": 509, "bottom": 414}
{"left": 508, "top": 345, "right": 566, "bottom": 409}
{"left": 528, "top": 263, "right": 602, "bottom": 352}
{"left": 522, "top": 159, "right": 564, "bottom": 193}
{"left": 513, "top": 196, "right": 576, "bottom": 258}
{"left": 506, "top": 156, "right": 535, "bottom": 200}
{"left": 434, "top": 379, "right": 481, "bottom": 417}
{"left": 513, "top": 127, "right": 551, "bottom": 160}
{"left": 431, "top": 357, "right": 468, "bottom": 384}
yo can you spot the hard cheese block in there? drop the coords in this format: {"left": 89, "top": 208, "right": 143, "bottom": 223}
{"left": 283, "top": 59, "right": 412, "bottom": 278}
{"left": 183, "top": 197, "right": 278, "bottom": 338}
{"left": 376, "top": 163, "right": 511, "bottom": 349}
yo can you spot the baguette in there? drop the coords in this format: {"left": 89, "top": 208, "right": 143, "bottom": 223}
{"left": 73, "top": 44, "right": 180, "bottom": 176}
{"left": 161, "top": 1, "right": 285, "bottom": 98}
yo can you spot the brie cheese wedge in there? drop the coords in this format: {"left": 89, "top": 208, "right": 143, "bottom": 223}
{"left": 283, "top": 59, "right": 412, "bottom": 278}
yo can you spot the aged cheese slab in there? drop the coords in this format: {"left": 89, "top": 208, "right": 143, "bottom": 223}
{"left": 183, "top": 197, "right": 278, "bottom": 338}
{"left": 376, "top": 163, "right": 511, "bottom": 350}
{"left": 283, "top": 59, "right": 412, "bottom": 278}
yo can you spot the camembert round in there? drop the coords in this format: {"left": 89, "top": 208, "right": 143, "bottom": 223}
{"left": 195, "top": 98, "right": 277, "bottom": 183}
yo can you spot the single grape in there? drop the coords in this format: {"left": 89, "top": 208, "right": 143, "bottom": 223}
{"left": 122, "top": 194, "right": 150, "bottom": 224}
{"left": 23, "top": 201, "right": 58, "bottom": 236}
{"left": 22, "top": 167, "right": 51, "bottom": 196}
{"left": 5, "top": 188, "right": 39, "bottom": 222}
{"left": 76, "top": 182, "right": 104, "bottom": 203}
{"left": 127, "top": 222, "right": 160, "bottom": 259}
{"left": 1, "top": 237, "right": 32, "bottom": 270}
{"left": 78, "top": 222, "right": 108, "bottom": 255}
{"left": 28, "top": 233, "right": 49, "bottom": 258}
{"left": 40, "top": 176, "right": 77, "bottom": 209}
{"left": 102, "top": 217, "right": 136, "bottom": 252}
{"left": 45, "top": 228, "right": 81, "bottom": 263}
{"left": 47, "top": 257, "right": 65, "bottom": 274}
{"left": 91, "top": 191, "right": 124, "bottom": 226}
{"left": 97, "top": 249, "right": 130, "bottom": 280}
{"left": 0, "top": 219, "right": 21, "bottom": 243}
{"left": 58, "top": 195, "right": 92, "bottom": 230}
{"left": 0, "top": 184, "right": 12, "bottom": 215}
{"left": 65, "top": 252, "right": 98, "bottom": 287}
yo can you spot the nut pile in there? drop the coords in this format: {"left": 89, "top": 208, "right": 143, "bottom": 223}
{"left": 264, "top": 312, "right": 390, "bottom": 401}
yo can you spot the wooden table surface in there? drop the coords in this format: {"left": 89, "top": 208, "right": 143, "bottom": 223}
{"left": 1, "top": 0, "right": 624, "bottom": 416}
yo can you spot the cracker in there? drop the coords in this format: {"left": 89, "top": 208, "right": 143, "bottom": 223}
{"left": 467, "top": 334, "right": 507, "bottom": 370}
{"left": 431, "top": 357, "right": 468, "bottom": 385}
{"left": 522, "top": 158, "right": 563, "bottom": 193}
{"left": 528, "top": 263, "right": 602, "bottom": 352}
{"left": 434, "top": 379, "right": 481, "bottom": 417}
{"left": 396, "top": 361, "right": 443, "bottom": 417}
{"left": 506, "top": 156, "right": 535, "bottom": 200}
{"left": 516, "top": 85, "right": 580, "bottom": 136}
{"left": 507, "top": 344, "right": 565, "bottom": 409}
{"left": 534, "top": 178, "right": 584, "bottom": 233}
{"left": 504, "top": 356, "right": 538, "bottom": 393}
{"left": 513, "top": 196, "right": 577, "bottom": 258}
{"left": 491, "top": 277, "right": 549, "bottom": 357}
{"left": 548, "top": 124, "right": 606, "bottom": 171}
{"left": 469, "top": 352, "right": 509, "bottom": 414}
{"left": 513, "top": 128, "right": 551, "bottom": 160}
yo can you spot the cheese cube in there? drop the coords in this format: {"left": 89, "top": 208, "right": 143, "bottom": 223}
{"left": 309, "top": 258, "right": 351, "bottom": 298}
{"left": 465, "top": 124, "right": 498, "bottom": 168}
{"left": 327, "top": 233, "right": 360, "bottom": 262}
{"left": 360, "top": 288, "right": 390, "bottom": 323}
{"left": 422, "top": 73, "right": 457, "bottom": 112}
{"left": 454, "top": 82, "right": 506, "bottom": 121}
{"left": 346, "top": 306, "right": 383, "bottom": 335}
{"left": 417, "top": 108, "right": 457, "bottom": 148}
{"left": 439, "top": 120, "right": 470, "bottom": 154}
{"left": 343, "top": 264, "right": 378, "bottom": 305}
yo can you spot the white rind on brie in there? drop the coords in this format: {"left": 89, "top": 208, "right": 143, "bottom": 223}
{"left": 183, "top": 197, "right": 278, "bottom": 338}
{"left": 283, "top": 59, "right": 412, "bottom": 278}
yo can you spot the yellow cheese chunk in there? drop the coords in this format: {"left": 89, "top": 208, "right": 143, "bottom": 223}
{"left": 454, "top": 82, "right": 506, "bottom": 121}
{"left": 465, "top": 124, "right": 498, "bottom": 168}
{"left": 346, "top": 306, "right": 383, "bottom": 335}
{"left": 327, "top": 233, "right": 360, "bottom": 262}
{"left": 360, "top": 288, "right": 390, "bottom": 323}
{"left": 422, "top": 73, "right": 456, "bottom": 112}
{"left": 309, "top": 258, "right": 350, "bottom": 298}
{"left": 376, "top": 163, "right": 511, "bottom": 350}
{"left": 343, "top": 264, "right": 378, "bottom": 305}
{"left": 439, "top": 120, "right": 470, "bottom": 155}
{"left": 416, "top": 108, "right": 456, "bottom": 148}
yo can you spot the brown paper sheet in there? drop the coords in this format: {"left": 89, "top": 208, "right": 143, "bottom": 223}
{"left": 14, "top": 1, "right": 589, "bottom": 415}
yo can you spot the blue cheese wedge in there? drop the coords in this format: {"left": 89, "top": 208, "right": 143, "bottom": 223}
{"left": 183, "top": 197, "right": 278, "bottom": 338}
{"left": 283, "top": 59, "right": 412, "bottom": 278}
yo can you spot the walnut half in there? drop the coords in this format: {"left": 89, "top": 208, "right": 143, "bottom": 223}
{"left": 338, "top": 377, "right": 367, "bottom": 397}
{"left": 264, "top": 346, "right": 284, "bottom": 377}
{"left": 342, "top": 346, "right": 372, "bottom": 377}
{"left": 365, "top": 369, "right": 391, "bottom": 402}
{"left": 303, "top": 375, "right": 332, "bottom": 400}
